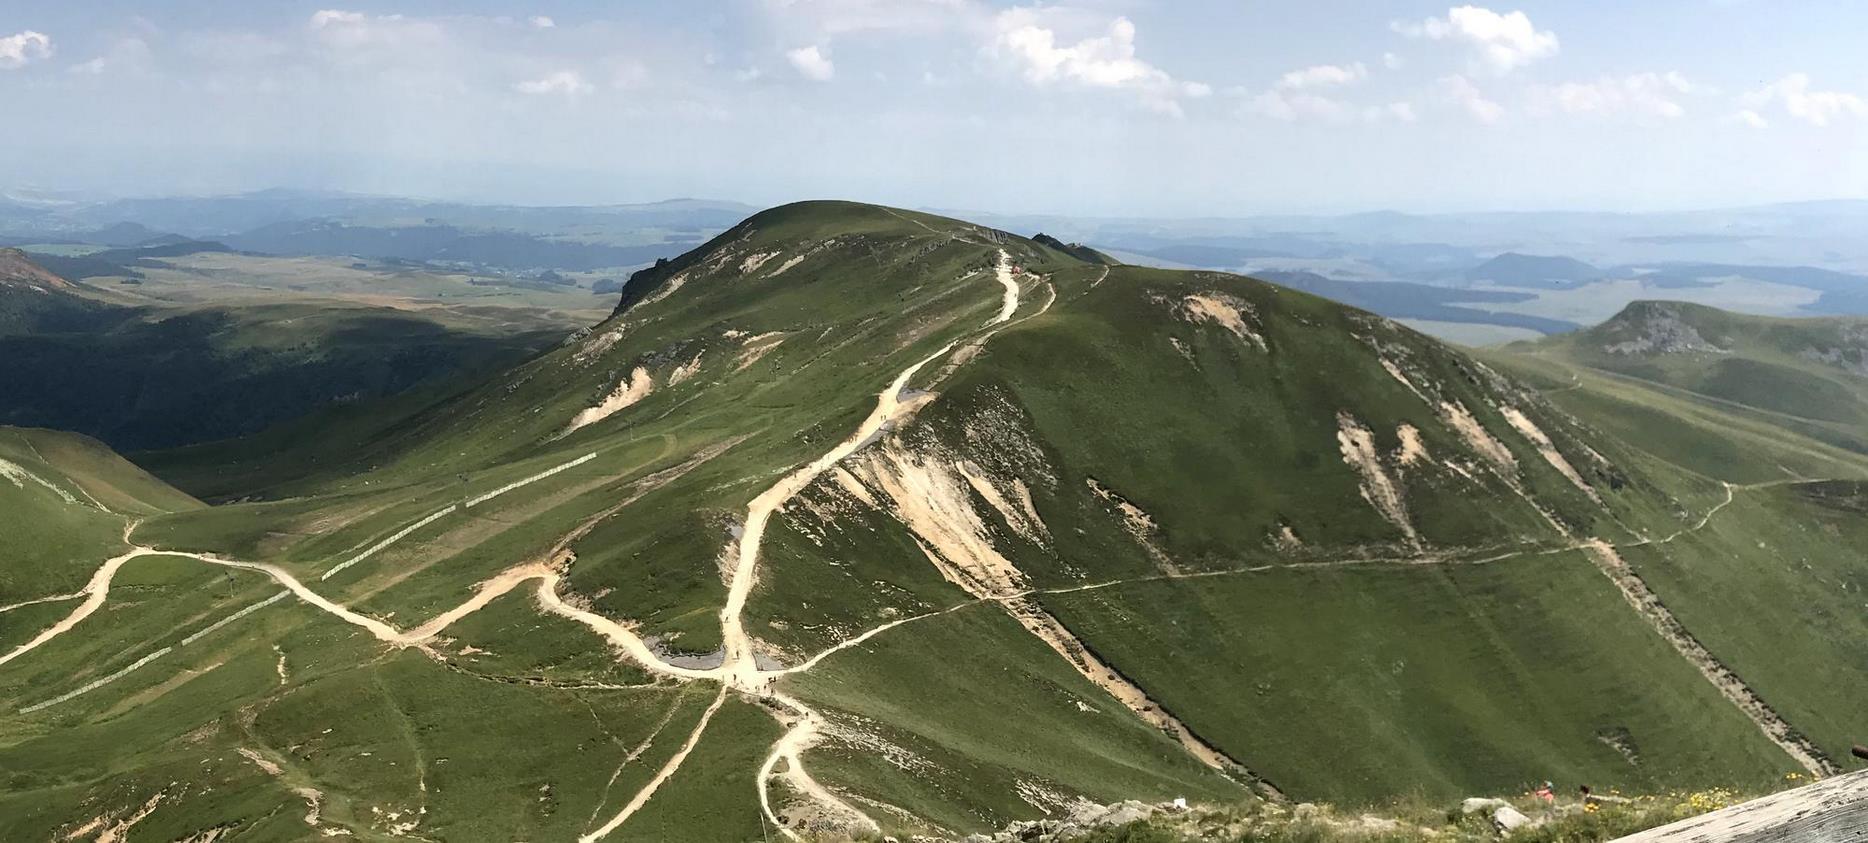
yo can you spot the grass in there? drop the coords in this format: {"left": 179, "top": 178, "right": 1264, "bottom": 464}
{"left": 0, "top": 425, "right": 208, "bottom": 602}
{"left": 8, "top": 201, "right": 1868, "bottom": 840}
{"left": 431, "top": 589, "right": 658, "bottom": 687}
{"left": 1509, "top": 301, "right": 1868, "bottom": 462}
{"left": 1618, "top": 482, "right": 1868, "bottom": 765}
{"left": 1040, "top": 553, "right": 1793, "bottom": 805}
{"left": 785, "top": 605, "right": 1246, "bottom": 837}
{"left": 609, "top": 694, "right": 781, "bottom": 842}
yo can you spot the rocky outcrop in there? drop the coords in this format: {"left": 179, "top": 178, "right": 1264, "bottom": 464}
{"left": 1600, "top": 302, "right": 1726, "bottom": 355}
{"left": 960, "top": 800, "right": 1172, "bottom": 842}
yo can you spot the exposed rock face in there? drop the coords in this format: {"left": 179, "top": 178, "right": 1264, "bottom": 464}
{"left": 1600, "top": 302, "right": 1725, "bottom": 355}
{"left": 1796, "top": 328, "right": 1868, "bottom": 377}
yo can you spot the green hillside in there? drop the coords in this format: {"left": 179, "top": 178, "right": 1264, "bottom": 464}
{"left": 1, "top": 203, "right": 1864, "bottom": 841}
{"left": 1517, "top": 300, "right": 1868, "bottom": 456}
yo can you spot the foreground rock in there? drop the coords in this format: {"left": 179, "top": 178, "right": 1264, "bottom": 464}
{"left": 1610, "top": 768, "right": 1868, "bottom": 842}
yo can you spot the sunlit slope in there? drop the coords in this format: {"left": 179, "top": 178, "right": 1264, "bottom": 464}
{"left": 4, "top": 202, "right": 1865, "bottom": 841}
{"left": 0, "top": 426, "right": 201, "bottom": 607}
{"left": 2, "top": 202, "right": 1236, "bottom": 841}
{"left": 759, "top": 261, "right": 1829, "bottom": 814}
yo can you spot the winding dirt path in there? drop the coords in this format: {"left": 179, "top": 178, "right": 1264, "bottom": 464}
{"left": 758, "top": 693, "right": 880, "bottom": 840}
{"left": 718, "top": 339, "right": 961, "bottom": 691}
{"left": 990, "top": 250, "right": 1019, "bottom": 326}
{"left": 0, "top": 548, "right": 150, "bottom": 669}
{"left": 714, "top": 248, "right": 1025, "bottom": 835}
{"left": 534, "top": 574, "right": 718, "bottom": 681}
{"left": 0, "top": 591, "right": 83, "bottom": 615}
{"left": 579, "top": 687, "right": 729, "bottom": 843}
{"left": 6, "top": 249, "right": 1303, "bottom": 837}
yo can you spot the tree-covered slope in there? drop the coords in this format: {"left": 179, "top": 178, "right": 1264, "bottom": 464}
{"left": 1, "top": 202, "right": 1864, "bottom": 841}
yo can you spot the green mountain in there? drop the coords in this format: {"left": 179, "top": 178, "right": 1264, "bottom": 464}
{"left": 2, "top": 202, "right": 1865, "bottom": 841}
{"left": 1518, "top": 300, "right": 1868, "bottom": 455}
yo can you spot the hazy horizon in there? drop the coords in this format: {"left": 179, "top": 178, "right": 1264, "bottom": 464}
{"left": 13, "top": 183, "right": 1868, "bottom": 222}
{"left": 7, "top": 1, "right": 1868, "bottom": 216}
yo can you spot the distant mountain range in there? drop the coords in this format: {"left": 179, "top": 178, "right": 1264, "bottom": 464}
{"left": 11, "top": 189, "right": 1868, "bottom": 338}
{"left": 0, "top": 188, "right": 757, "bottom": 239}
{"left": 0, "top": 189, "right": 761, "bottom": 275}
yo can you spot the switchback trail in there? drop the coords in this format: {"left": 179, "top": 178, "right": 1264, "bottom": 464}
{"left": 4, "top": 248, "right": 1032, "bottom": 840}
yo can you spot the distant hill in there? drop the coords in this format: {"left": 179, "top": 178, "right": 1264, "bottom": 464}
{"left": 61, "top": 189, "right": 758, "bottom": 238}
{"left": 0, "top": 247, "right": 72, "bottom": 291}
{"left": 0, "top": 249, "right": 130, "bottom": 336}
{"left": 223, "top": 220, "right": 683, "bottom": 271}
{"left": 1527, "top": 300, "right": 1868, "bottom": 452}
{"left": 1465, "top": 252, "right": 1603, "bottom": 289}
{"left": 1256, "top": 269, "right": 1579, "bottom": 335}
{"left": 0, "top": 246, "right": 562, "bottom": 450}
{"left": 1132, "top": 243, "right": 1295, "bottom": 267}
{"left": 24, "top": 240, "right": 231, "bottom": 281}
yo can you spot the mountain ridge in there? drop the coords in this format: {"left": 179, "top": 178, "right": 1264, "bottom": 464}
{"left": 1, "top": 201, "right": 1865, "bottom": 841}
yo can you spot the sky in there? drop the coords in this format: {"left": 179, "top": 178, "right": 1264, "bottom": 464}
{"left": 3, "top": 0, "right": 1867, "bottom": 216}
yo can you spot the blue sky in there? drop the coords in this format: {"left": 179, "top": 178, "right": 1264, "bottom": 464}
{"left": 3, "top": 1, "right": 1865, "bottom": 215}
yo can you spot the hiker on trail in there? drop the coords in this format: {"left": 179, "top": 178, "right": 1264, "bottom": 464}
{"left": 1533, "top": 782, "right": 1555, "bottom": 803}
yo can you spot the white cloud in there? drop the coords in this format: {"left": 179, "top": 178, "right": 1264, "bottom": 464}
{"left": 514, "top": 70, "right": 593, "bottom": 96}
{"left": 1395, "top": 6, "right": 1558, "bottom": 74}
{"left": 309, "top": 10, "right": 367, "bottom": 29}
{"left": 0, "top": 30, "right": 53, "bottom": 69}
{"left": 786, "top": 45, "right": 835, "bottom": 81}
{"left": 1439, "top": 74, "right": 1504, "bottom": 123}
{"left": 1741, "top": 73, "right": 1867, "bottom": 127}
{"left": 529, "top": 16, "right": 556, "bottom": 29}
{"left": 1276, "top": 62, "right": 1367, "bottom": 90}
{"left": 1382, "top": 52, "right": 1404, "bottom": 70}
{"left": 991, "top": 8, "right": 1208, "bottom": 115}
{"left": 1728, "top": 109, "right": 1769, "bottom": 129}
{"left": 1539, "top": 72, "right": 1695, "bottom": 119}
{"left": 1248, "top": 90, "right": 1351, "bottom": 122}
{"left": 307, "top": 9, "right": 450, "bottom": 54}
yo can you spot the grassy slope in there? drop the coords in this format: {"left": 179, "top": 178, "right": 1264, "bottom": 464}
{"left": 6, "top": 202, "right": 1220, "bottom": 839}
{"left": 1617, "top": 482, "right": 1868, "bottom": 765}
{"left": 765, "top": 261, "right": 1801, "bottom": 807}
{"left": 1517, "top": 301, "right": 1868, "bottom": 458}
{"left": 0, "top": 426, "right": 201, "bottom": 602}
{"left": 785, "top": 606, "right": 1245, "bottom": 836}
{"left": 1042, "top": 556, "right": 1791, "bottom": 804}
{"left": 8, "top": 203, "right": 1868, "bottom": 839}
